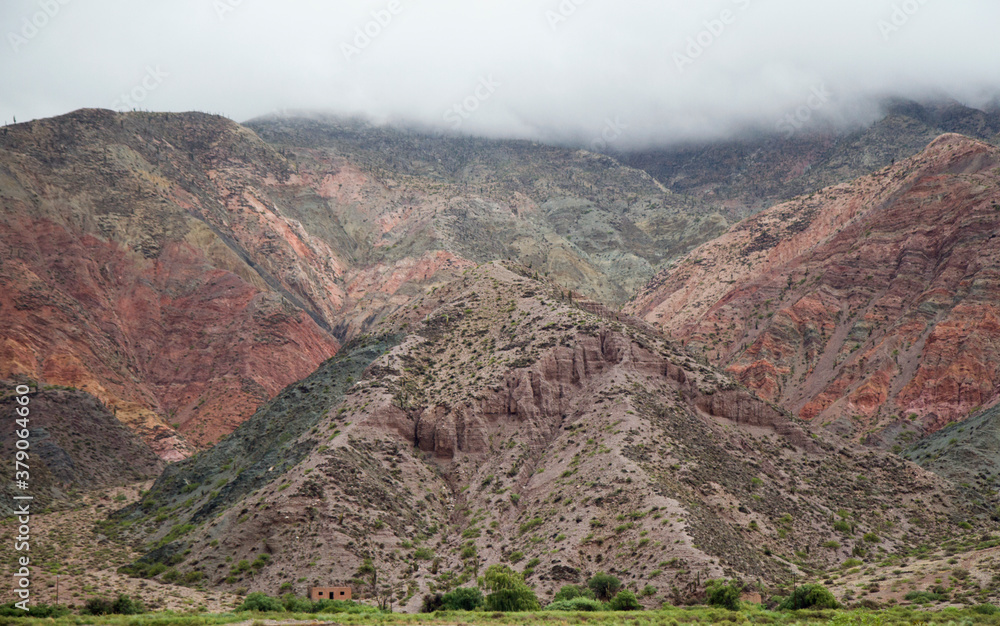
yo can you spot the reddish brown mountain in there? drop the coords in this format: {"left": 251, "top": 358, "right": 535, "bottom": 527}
{"left": 628, "top": 134, "right": 1000, "bottom": 445}
{"left": 0, "top": 109, "right": 723, "bottom": 456}
{"left": 0, "top": 110, "right": 345, "bottom": 456}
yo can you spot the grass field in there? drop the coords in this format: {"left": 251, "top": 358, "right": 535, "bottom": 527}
{"left": 3, "top": 606, "right": 1000, "bottom": 626}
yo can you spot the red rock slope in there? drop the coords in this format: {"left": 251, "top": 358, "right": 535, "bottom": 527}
{"left": 0, "top": 110, "right": 343, "bottom": 457}
{"left": 628, "top": 134, "right": 1000, "bottom": 445}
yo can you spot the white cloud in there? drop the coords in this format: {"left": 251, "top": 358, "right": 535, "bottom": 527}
{"left": 1, "top": 0, "right": 998, "bottom": 145}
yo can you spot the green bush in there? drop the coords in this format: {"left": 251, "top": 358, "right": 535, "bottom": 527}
{"left": 552, "top": 584, "right": 594, "bottom": 602}
{"left": 904, "top": 590, "right": 947, "bottom": 604}
{"left": 607, "top": 589, "right": 642, "bottom": 611}
{"left": 706, "top": 580, "right": 742, "bottom": 611}
{"left": 420, "top": 593, "right": 443, "bottom": 613}
{"left": 311, "top": 599, "right": 378, "bottom": 614}
{"left": 587, "top": 572, "right": 622, "bottom": 601}
{"left": 236, "top": 592, "right": 284, "bottom": 612}
{"left": 420, "top": 593, "right": 444, "bottom": 613}
{"left": 413, "top": 547, "right": 435, "bottom": 560}
{"left": 441, "top": 587, "right": 484, "bottom": 611}
{"left": 0, "top": 603, "right": 71, "bottom": 618}
{"left": 545, "top": 597, "right": 604, "bottom": 611}
{"left": 778, "top": 584, "right": 839, "bottom": 610}
{"left": 483, "top": 564, "right": 540, "bottom": 611}
{"left": 281, "top": 593, "right": 314, "bottom": 612}
{"left": 82, "top": 594, "right": 146, "bottom": 615}
{"left": 974, "top": 603, "right": 999, "bottom": 615}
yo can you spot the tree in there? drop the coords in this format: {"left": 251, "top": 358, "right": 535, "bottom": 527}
{"left": 236, "top": 592, "right": 284, "bottom": 613}
{"left": 356, "top": 559, "right": 378, "bottom": 598}
{"left": 356, "top": 558, "right": 395, "bottom": 611}
{"left": 441, "top": 587, "right": 484, "bottom": 611}
{"left": 778, "top": 584, "right": 839, "bottom": 610}
{"left": 607, "top": 589, "right": 642, "bottom": 611}
{"left": 587, "top": 572, "right": 622, "bottom": 602}
{"left": 420, "top": 593, "right": 443, "bottom": 613}
{"left": 482, "top": 564, "right": 540, "bottom": 612}
{"left": 706, "top": 579, "right": 742, "bottom": 611}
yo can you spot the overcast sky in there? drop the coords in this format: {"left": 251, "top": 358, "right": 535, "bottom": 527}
{"left": 2, "top": 0, "right": 999, "bottom": 147}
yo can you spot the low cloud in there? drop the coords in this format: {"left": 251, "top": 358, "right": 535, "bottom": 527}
{"left": 1, "top": 0, "right": 998, "bottom": 147}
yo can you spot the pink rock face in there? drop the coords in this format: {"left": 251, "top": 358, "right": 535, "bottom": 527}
{"left": 628, "top": 134, "right": 1000, "bottom": 441}
{"left": 0, "top": 216, "right": 339, "bottom": 455}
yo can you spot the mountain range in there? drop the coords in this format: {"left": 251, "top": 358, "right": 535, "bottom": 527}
{"left": 3, "top": 99, "right": 1000, "bottom": 609}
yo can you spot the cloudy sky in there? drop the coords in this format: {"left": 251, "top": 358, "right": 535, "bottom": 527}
{"left": 2, "top": 0, "right": 999, "bottom": 147}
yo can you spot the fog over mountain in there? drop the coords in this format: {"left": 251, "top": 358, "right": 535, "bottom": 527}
{"left": 2, "top": 0, "right": 999, "bottom": 147}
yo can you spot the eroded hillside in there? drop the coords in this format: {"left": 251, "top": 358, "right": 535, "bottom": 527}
{"left": 0, "top": 110, "right": 727, "bottom": 454}
{"left": 628, "top": 134, "right": 1000, "bottom": 446}
{"left": 114, "top": 263, "right": 989, "bottom": 611}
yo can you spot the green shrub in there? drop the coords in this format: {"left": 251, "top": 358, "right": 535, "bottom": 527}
{"left": 779, "top": 584, "right": 839, "bottom": 610}
{"left": 421, "top": 593, "right": 443, "bottom": 613}
{"left": 311, "top": 599, "right": 378, "bottom": 614}
{"left": 441, "top": 587, "right": 484, "bottom": 611}
{"left": 82, "top": 598, "right": 113, "bottom": 616}
{"left": 483, "top": 564, "right": 540, "bottom": 611}
{"left": 706, "top": 580, "right": 742, "bottom": 611}
{"left": 0, "top": 603, "right": 71, "bottom": 618}
{"left": 251, "top": 554, "right": 271, "bottom": 570}
{"left": 974, "top": 603, "right": 999, "bottom": 615}
{"left": 414, "top": 547, "right": 434, "bottom": 560}
{"left": 552, "top": 584, "right": 594, "bottom": 602}
{"left": 236, "top": 592, "right": 284, "bottom": 612}
{"left": 904, "top": 590, "right": 947, "bottom": 604}
{"left": 607, "top": 589, "right": 642, "bottom": 611}
{"left": 82, "top": 594, "right": 145, "bottom": 616}
{"left": 281, "top": 593, "right": 313, "bottom": 612}
{"left": 545, "top": 597, "right": 604, "bottom": 611}
{"left": 587, "top": 572, "right": 622, "bottom": 601}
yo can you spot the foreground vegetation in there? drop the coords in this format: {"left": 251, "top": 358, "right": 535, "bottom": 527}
{"left": 3, "top": 605, "right": 1000, "bottom": 625}
{"left": 4, "top": 572, "right": 998, "bottom": 624}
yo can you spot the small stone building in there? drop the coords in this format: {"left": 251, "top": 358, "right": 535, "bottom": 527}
{"left": 309, "top": 586, "right": 351, "bottom": 601}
